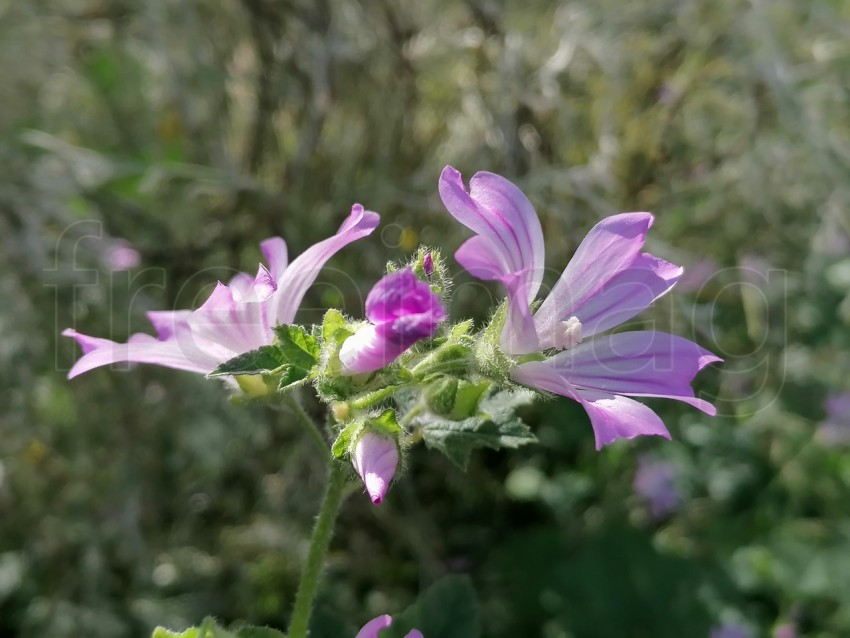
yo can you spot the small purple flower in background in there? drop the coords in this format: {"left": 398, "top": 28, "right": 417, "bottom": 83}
{"left": 104, "top": 239, "right": 141, "bottom": 270}
{"left": 356, "top": 615, "right": 423, "bottom": 638}
{"left": 339, "top": 268, "right": 446, "bottom": 375}
{"left": 633, "top": 456, "right": 680, "bottom": 518}
{"left": 710, "top": 623, "right": 752, "bottom": 638}
{"left": 439, "top": 166, "right": 721, "bottom": 449}
{"left": 773, "top": 623, "right": 798, "bottom": 638}
{"left": 352, "top": 432, "right": 399, "bottom": 505}
{"left": 65, "top": 205, "right": 379, "bottom": 378}
{"left": 817, "top": 393, "right": 850, "bottom": 445}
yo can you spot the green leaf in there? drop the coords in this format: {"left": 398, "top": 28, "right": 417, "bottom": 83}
{"left": 153, "top": 628, "right": 200, "bottom": 638}
{"left": 332, "top": 421, "right": 363, "bottom": 459}
{"left": 209, "top": 346, "right": 291, "bottom": 377}
{"left": 419, "top": 389, "right": 537, "bottom": 469}
{"left": 273, "top": 324, "right": 320, "bottom": 370}
{"left": 234, "top": 627, "right": 287, "bottom": 638}
{"left": 378, "top": 575, "right": 480, "bottom": 638}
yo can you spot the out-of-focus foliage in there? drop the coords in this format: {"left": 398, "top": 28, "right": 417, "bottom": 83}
{"left": 2, "top": 0, "right": 850, "bottom": 636}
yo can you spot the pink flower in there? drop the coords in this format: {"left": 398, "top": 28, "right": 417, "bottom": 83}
{"left": 339, "top": 268, "right": 446, "bottom": 375}
{"left": 65, "top": 205, "right": 379, "bottom": 378}
{"left": 104, "top": 240, "right": 141, "bottom": 270}
{"left": 356, "top": 615, "right": 422, "bottom": 638}
{"left": 351, "top": 432, "right": 399, "bottom": 505}
{"left": 439, "top": 166, "right": 720, "bottom": 449}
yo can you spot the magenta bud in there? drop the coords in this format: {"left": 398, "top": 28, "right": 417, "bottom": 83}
{"left": 423, "top": 252, "right": 435, "bottom": 276}
{"left": 352, "top": 432, "right": 399, "bottom": 505}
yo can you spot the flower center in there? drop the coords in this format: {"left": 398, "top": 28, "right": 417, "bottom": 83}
{"left": 554, "top": 316, "right": 582, "bottom": 350}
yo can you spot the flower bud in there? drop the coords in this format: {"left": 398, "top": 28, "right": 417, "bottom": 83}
{"left": 356, "top": 615, "right": 423, "bottom": 638}
{"left": 340, "top": 268, "right": 446, "bottom": 375}
{"left": 351, "top": 431, "right": 399, "bottom": 505}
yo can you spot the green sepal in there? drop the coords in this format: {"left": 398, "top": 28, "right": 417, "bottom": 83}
{"left": 425, "top": 377, "right": 458, "bottom": 416}
{"left": 450, "top": 380, "right": 491, "bottom": 420}
{"left": 332, "top": 421, "right": 363, "bottom": 459}
{"left": 473, "top": 302, "right": 513, "bottom": 383}
{"left": 370, "top": 408, "right": 403, "bottom": 436}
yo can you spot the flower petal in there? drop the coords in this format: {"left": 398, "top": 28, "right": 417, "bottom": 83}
{"left": 187, "top": 282, "right": 272, "bottom": 354}
{"left": 355, "top": 615, "right": 393, "bottom": 638}
{"left": 269, "top": 204, "right": 379, "bottom": 325}
{"left": 63, "top": 327, "right": 220, "bottom": 378}
{"left": 534, "top": 213, "right": 655, "bottom": 338}
{"left": 352, "top": 432, "right": 399, "bottom": 505}
{"left": 511, "top": 360, "right": 671, "bottom": 449}
{"left": 146, "top": 310, "right": 193, "bottom": 340}
{"left": 537, "top": 253, "right": 682, "bottom": 347}
{"left": 579, "top": 392, "right": 671, "bottom": 450}
{"left": 442, "top": 167, "right": 543, "bottom": 354}
{"left": 259, "top": 236, "right": 288, "bottom": 281}
{"left": 439, "top": 166, "right": 544, "bottom": 294}
{"left": 547, "top": 331, "right": 721, "bottom": 413}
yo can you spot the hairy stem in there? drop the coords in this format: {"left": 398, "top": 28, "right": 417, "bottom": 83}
{"left": 288, "top": 460, "right": 349, "bottom": 638}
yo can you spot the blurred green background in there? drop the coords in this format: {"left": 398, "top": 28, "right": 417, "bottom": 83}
{"left": 2, "top": 0, "right": 850, "bottom": 636}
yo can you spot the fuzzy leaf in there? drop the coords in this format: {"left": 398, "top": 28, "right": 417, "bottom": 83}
{"left": 419, "top": 389, "right": 537, "bottom": 469}
{"left": 209, "top": 346, "right": 291, "bottom": 377}
{"left": 272, "top": 324, "right": 320, "bottom": 371}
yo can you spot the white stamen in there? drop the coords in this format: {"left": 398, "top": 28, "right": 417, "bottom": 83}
{"left": 554, "top": 316, "right": 583, "bottom": 349}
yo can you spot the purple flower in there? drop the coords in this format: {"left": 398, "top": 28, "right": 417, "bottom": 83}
{"left": 64, "top": 205, "right": 379, "bottom": 378}
{"left": 773, "top": 624, "right": 798, "bottom": 638}
{"left": 710, "top": 623, "right": 752, "bottom": 638}
{"left": 356, "top": 615, "right": 422, "bottom": 638}
{"left": 339, "top": 268, "right": 446, "bottom": 375}
{"left": 423, "top": 252, "right": 435, "bottom": 277}
{"left": 633, "top": 456, "right": 680, "bottom": 518}
{"left": 817, "top": 393, "right": 850, "bottom": 445}
{"left": 351, "top": 431, "right": 399, "bottom": 505}
{"left": 104, "top": 240, "right": 141, "bottom": 270}
{"left": 439, "top": 166, "right": 721, "bottom": 449}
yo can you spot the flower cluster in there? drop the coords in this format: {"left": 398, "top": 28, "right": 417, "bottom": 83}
{"left": 67, "top": 167, "right": 720, "bottom": 501}
{"left": 66, "top": 167, "right": 721, "bottom": 636}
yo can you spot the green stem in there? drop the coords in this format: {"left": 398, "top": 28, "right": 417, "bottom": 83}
{"left": 285, "top": 394, "right": 330, "bottom": 461}
{"left": 348, "top": 385, "right": 400, "bottom": 411}
{"left": 288, "top": 460, "right": 349, "bottom": 638}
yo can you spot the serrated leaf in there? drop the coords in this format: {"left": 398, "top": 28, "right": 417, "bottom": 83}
{"left": 332, "top": 421, "right": 363, "bottom": 458}
{"left": 209, "top": 346, "right": 291, "bottom": 377}
{"left": 273, "top": 324, "right": 320, "bottom": 371}
{"left": 378, "top": 575, "right": 480, "bottom": 638}
{"left": 420, "top": 389, "right": 537, "bottom": 469}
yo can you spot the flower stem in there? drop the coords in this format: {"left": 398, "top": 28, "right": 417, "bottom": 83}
{"left": 288, "top": 460, "right": 349, "bottom": 638}
{"left": 284, "top": 394, "right": 330, "bottom": 461}
{"left": 347, "top": 385, "right": 400, "bottom": 411}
